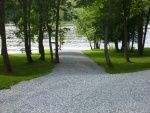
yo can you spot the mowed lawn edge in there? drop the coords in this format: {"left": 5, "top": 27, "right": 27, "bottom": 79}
{"left": 0, "top": 50, "right": 55, "bottom": 89}
{"left": 83, "top": 48, "right": 150, "bottom": 74}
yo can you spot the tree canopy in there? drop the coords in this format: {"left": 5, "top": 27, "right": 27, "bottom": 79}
{"left": 0, "top": 0, "right": 150, "bottom": 71}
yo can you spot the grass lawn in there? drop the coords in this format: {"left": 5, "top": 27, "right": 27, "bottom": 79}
{"left": 83, "top": 48, "right": 150, "bottom": 74}
{"left": 0, "top": 50, "right": 55, "bottom": 89}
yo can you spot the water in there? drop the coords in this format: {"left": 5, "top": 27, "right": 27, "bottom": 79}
{"left": 61, "top": 23, "right": 150, "bottom": 50}
{"left": 0, "top": 23, "right": 150, "bottom": 54}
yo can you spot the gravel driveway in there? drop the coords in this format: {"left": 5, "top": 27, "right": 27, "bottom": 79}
{"left": 0, "top": 50, "right": 150, "bottom": 113}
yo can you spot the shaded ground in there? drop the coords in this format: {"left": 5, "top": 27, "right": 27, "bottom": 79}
{"left": 0, "top": 50, "right": 150, "bottom": 113}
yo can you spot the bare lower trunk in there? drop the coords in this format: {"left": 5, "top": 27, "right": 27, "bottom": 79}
{"left": 37, "top": 1, "right": 45, "bottom": 61}
{"left": 47, "top": 24, "right": 54, "bottom": 63}
{"left": 96, "top": 42, "right": 99, "bottom": 49}
{"left": 55, "top": 0, "right": 60, "bottom": 63}
{"left": 28, "top": 1, "right": 32, "bottom": 55}
{"left": 115, "top": 41, "right": 119, "bottom": 51}
{"left": 23, "top": 0, "right": 33, "bottom": 63}
{"left": 104, "top": 0, "right": 114, "bottom": 69}
{"left": 89, "top": 40, "right": 93, "bottom": 50}
{"left": 143, "top": 8, "right": 150, "bottom": 50}
{"left": 123, "top": 0, "right": 130, "bottom": 62}
{"left": 28, "top": 24, "right": 31, "bottom": 54}
{"left": 137, "top": 12, "right": 144, "bottom": 55}
{"left": 94, "top": 36, "right": 96, "bottom": 49}
{"left": 99, "top": 39, "right": 101, "bottom": 49}
{"left": 0, "top": 0, "right": 12, "bottom": 72}
{"left": 38, "top": 19, "right": 45, "bottom": 60}
{"left": 131, "top": 28, "right": 135, "bottom": 51}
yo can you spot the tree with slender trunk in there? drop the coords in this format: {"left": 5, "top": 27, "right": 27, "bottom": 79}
{"left": 104, "top": 0, "right": 114, "bottom": 69}
{"left": 28, "top": 0, "right": 33, "bottom": 55}
{"left": 47, "top": 23, "right": 54, "bottom": 63}
{"left": 37, "top": 1, "right": 45, "bottom": 61}
{"left": 45, "top": 0, "right": 55, "bottom": 63}
{"left": 123, "top": 0, "right": 130, "bottom": 62}
{"left": 38, "top": 17, "right": 45, "bottom": 60}
{"left": 130, "top": 27, "right": 135, "bottom": 51}
{"left": 0, "top": 0, "right": 12, "bottom": 72}
{"left": 115, "top": 41, "right": 119, "bottom": 51}
{"left": 23, "top": 0, "right": 33, "bottom": 63}
{"left": 142, "top": 7, "right": 150, "bottom": 50}
{"left": 137, "top": 12, "right": 144, "bottom": 55}
{"left": 55, "top": 0, "right": 61, "bottom": 63}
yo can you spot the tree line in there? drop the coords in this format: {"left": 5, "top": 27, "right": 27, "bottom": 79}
{"left": 74, "top": 0, "right": 150, "bottom": 68}
{"left": 0, "top": 0, "right": 150, "bottom": 72}
{"left": 0, "top": 0, "right": 71, "bottom": 73}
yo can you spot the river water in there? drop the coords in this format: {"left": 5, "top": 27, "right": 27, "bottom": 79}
{"left": 0, "top": 24, "right": 150, "bottom": 54}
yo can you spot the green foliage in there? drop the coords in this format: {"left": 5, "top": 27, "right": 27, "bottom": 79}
{"left": 63, "top": 2, "right": 74, "bottom": 21}
{"left": 74, "top": 0, "right": 150, "bottom": 61}
{"left": 0, "top": 50, "right": 55, "bottom": 89}
{"left": 131, "top": 0, "right": 150, "bottom": 15}
{"left": 74, "top": 8, "right": 96, "bottom": 41}
{"left": 83, "top": 48, "right": 150, "bottom": 74}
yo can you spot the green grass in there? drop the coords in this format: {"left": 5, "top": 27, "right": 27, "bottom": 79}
{"left": 0, "top": 50, "right": 55, "bottom": 89}
{"left": 83, "top": 48, "right": 150, "bottom": 74}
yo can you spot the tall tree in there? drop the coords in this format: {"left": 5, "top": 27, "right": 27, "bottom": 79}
{"left": 104, "top": 0, "right": 114, "bottom": 69}
{"left": 37, "top": 0, "right": 45, "bottom": 60}
{"left": 38, "top": 14, "right": 45, "bottom": 60}
{"left": 137, "top": 12, "right": 143, "bottom": 55}
{"left": 23, "top": 0, "right": 33, "bottom": 63}
{"left": 0, "top": 0, "right": 12, "bottom": 72}
{"left": 123, "top": 0, "right": 130, "bottom": 62}
{"left": 46, "top": 1, "right": 55, "bottom": 63}
{"left": 55, "top": 0, "right": 61, "bottom": 63}
{"left": 136, "top": 0, "right": 144, "bottom": 55}
{"left": 27, "top": 0, "right": 33, "bottom": 55}
{"left": 143, "top": 7, "right": 150, "bottom": 50}
{"left": 131, "top": 0, "right": 150, "bottom": 55}
{"left": 47, "top": 24, "right": 54, "bottom": 63}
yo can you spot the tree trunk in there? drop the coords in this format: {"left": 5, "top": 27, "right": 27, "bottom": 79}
{"left": 55, "top": 0, "right": 60, "bottom": 63}
{"left": 89, "top": 40, "right": 93, "bottom": 50}
{"left": 47, "top": 24, "right": 54, "bottom": 63}
{"left": 1, "top": 45, "right": 3, "bottom": 55}
{"left": 131, "top": 28, "right": 135, "bottom": 51}
{"left": 115, "top": 41, "right": 119, "bottom": 51}
{"left": 38, "top": 17, "right": 45, "bottom": 60}
{"left": 0, "top": 0, "right": 12, "bottom": 72}
{"left": 123, "top": 0, "right": 130, "bottom": 62}
{"left": 23, "top": 0, "right": 33, "bottom": 63}
{"left": 60, "top": 36, "right": 62, "bottom": 50}
{"left": 104, "top": 0, "right": 114, "bottom": 69}
{"left": 28, "top": 22, "right": 31, "bottom": 55}
{"left": 28, "top": 0, "right": 32, "bottom": 55}
{"left": 94, "top": 36, "right": 96, "bottom": 49}
{"left": 137, "top": 13, "right": 143, "bottom": 55}
{"left": 143, "top": 8, "right": 150, "bottom": 50}
{"left": 96, "top": 42, "right": 99, "bottom": 49}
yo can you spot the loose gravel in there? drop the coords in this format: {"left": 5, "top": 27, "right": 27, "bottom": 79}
{"left": 0, "top": 50, "right": 150, "bottom": 113}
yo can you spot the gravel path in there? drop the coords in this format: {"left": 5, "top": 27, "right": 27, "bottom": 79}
{"left": 0, "top": 50, "right": 150, "bottom": 113}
